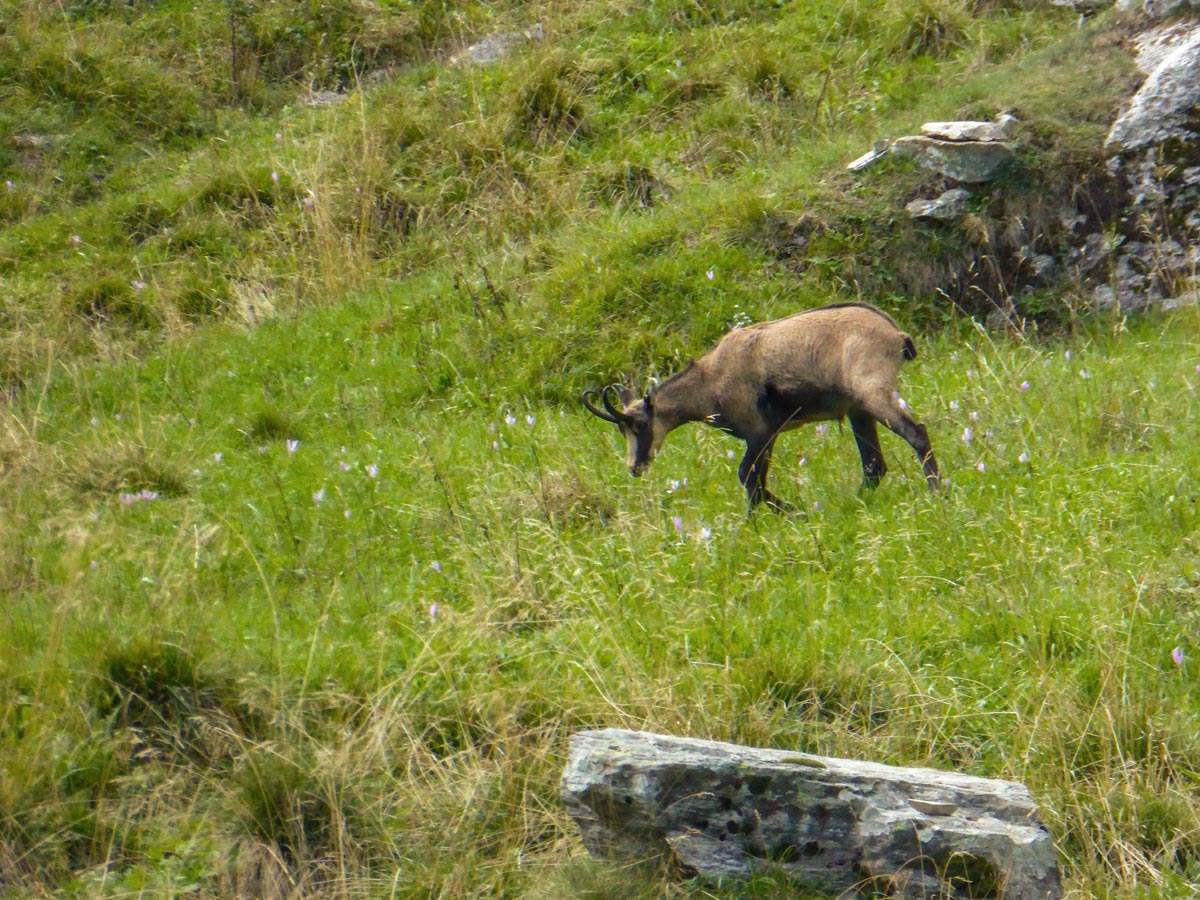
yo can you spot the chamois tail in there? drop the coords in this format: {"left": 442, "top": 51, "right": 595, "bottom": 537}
{"left": 901, "top": 334, "right": 918, "bottom": 361}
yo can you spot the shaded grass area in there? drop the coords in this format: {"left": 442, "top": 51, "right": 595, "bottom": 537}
{"left": 2, "top": 292, "right": 1200, "bottom": 896}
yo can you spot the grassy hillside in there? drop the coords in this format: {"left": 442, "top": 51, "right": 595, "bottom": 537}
{"left": 4, "top": 1, "right": 1200, "bottom": 898}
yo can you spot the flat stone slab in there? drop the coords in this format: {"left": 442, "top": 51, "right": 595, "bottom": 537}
{"left": 892, "top": 135, "right": 1016, "bottom": 182}
{"left": 921, "top": 120, "right": 1012, "bottom": 143}
{"left": 562, "top": 729, "right": 1063, "bottom": 900}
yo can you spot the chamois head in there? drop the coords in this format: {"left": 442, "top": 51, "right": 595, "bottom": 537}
{"left": 581, "top": 384, "right": 668, "bottom": 477}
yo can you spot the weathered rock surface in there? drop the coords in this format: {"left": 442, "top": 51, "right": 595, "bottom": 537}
{"left": 846, "top": 140, "right": 891, "bottom": 172}
{"left": 1100, "top": 17, "right": 1200, "bottom": 309}
{"left": 1105, "top": 21, "right": 1200, "bottom": 158}
{"left": 892, "top": 135, "right": 1017, "bottom": 183}
{"left": 563, "top": 729, "right": 1063, "bottom": 900}
{"left": 921, "top": 120, "right": 1013, "bottom": 143}
{"left": 453, "top": 23, "right": 545, "bottom": 66}
{"left": 906, "top": 188, "right": 971, "bottom": 221}
{"left": 1115, "top": 0, "right": 1200, "bottom": 18}
{"left": 847, "top": 118, "right": 1018, "bottom": 182}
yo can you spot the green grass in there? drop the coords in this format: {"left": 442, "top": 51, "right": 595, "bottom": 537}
{"left": 4, "top": 291, "right": 1200, "bottom": 897}
{"left": 3, "top": 0, "right": 1199, "bottom": 896}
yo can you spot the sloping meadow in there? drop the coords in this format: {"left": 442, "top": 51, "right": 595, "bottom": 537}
{"left": 4, "top": 1, "right": 1200, "bottom": 898}
{"left": 3, "top": 286, "right": 1200, "bottom": 897}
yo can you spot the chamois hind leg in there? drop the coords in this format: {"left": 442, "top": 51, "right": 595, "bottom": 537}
{"left": 849, "top": 411, "right": 887, "bottom": 488}
{"left": 863, "top": 395, "right": 940, "bottom": 489}
{"left": 738, "top": 437, "right": 789, "bottom": 511}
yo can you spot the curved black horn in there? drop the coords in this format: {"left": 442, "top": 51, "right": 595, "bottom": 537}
{"left": 582, "top": 389, "right": 621, "bottom": 423}
{"left": 602, "top": 385, "right": 631, "bottom": 422}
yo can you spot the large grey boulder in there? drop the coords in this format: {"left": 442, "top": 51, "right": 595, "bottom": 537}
{"left": 562, "top": 729, "right": 1063, "bottom": 900}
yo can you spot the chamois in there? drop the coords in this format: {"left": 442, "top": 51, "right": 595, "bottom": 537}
{"left": 583, "top": 303, "right": 940, "bottom": 511}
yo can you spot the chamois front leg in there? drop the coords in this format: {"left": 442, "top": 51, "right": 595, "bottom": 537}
{"left": 738, "top": 438, "right": 791, "bottom": 512}
{"left": 865, "top": 395, "right": 940, "bottom": 490}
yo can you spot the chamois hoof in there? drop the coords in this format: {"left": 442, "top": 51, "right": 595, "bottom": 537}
{"left": 751, "top": 493, "right": 797, "bottom": 515}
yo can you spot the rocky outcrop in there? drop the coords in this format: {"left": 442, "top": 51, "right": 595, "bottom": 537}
{"left": 1100, "top": 16, "right": 1200, "bottom": 308}
{"left": 562, "top": 729, "right": 1063, "bottom": 900}
{"left": 848, "top": 117, "right": 1017, "bottom": 183}
{"left": 1106, "top": 20, "right": 1200, "bottom": 216}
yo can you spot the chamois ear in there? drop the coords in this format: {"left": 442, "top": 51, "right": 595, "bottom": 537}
{"left": 602, "top": 385, "right": 635, "bottom": 422}
{"left": 612, "top": 384, "right": 635, "bottom": 406}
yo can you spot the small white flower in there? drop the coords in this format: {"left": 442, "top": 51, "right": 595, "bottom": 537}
{"left": 706, "top": 270, "right": 715, "bottom": 281}
{"left": 949, "top": 400, "right": 959, "bottom": 411}
{"left": 312, "top": 487, "right": 326, "bottom": 504}
{"left": 525, "top": 414, "right": 535, "bottom": 426}
{"left": 430, "top": 560, "right": 442, "bottom": 573}
{"left": 962, "top": 427, "right": 973, "bottom": 444}
{"left": 976, "top": 461, "right": 986, "bottom": 473}
{"left": 366, "top": 464, "right": 379, "bottom": 479}
{"left": 505, "top": 414, "right": 517, "bottom": 426}
{"left": 1018, "top": 452, "right": 1029, "bottom": 463}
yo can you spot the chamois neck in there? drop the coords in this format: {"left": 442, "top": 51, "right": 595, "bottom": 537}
{"left": 650, "top": 364, "right": 710, "bottom": 427}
